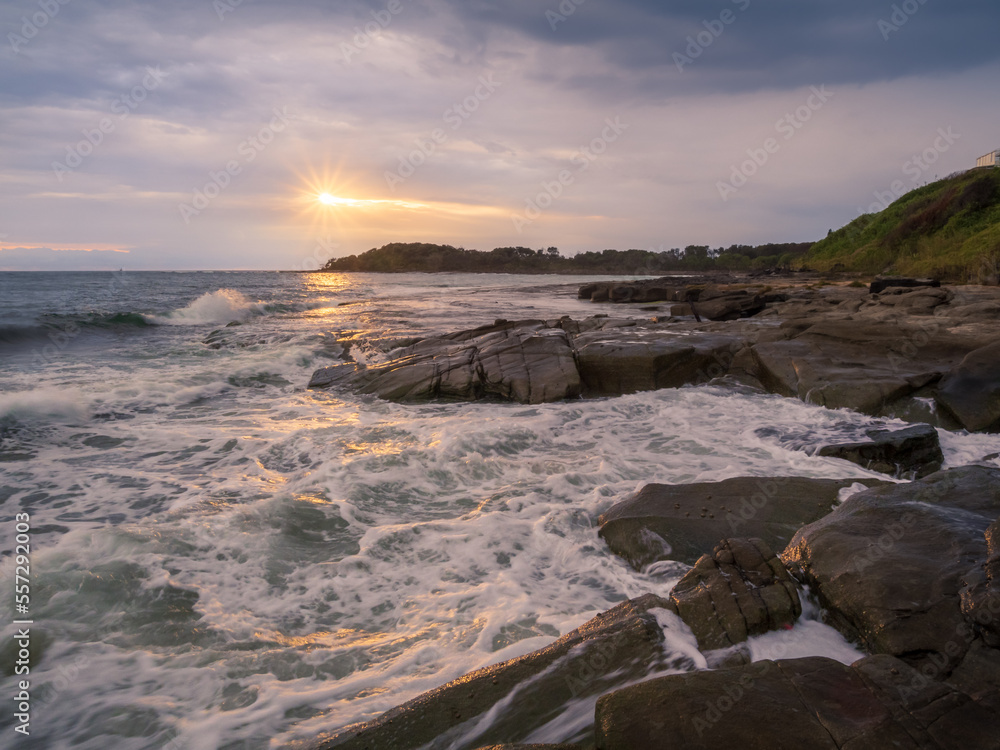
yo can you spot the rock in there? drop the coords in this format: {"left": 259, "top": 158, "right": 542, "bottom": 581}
{"left": 305, "top": 595, "right": 673, "bottom": 750}
{"left": 873, "top": 287, "right": 952, "bottom": 313}
{"left": 664, "top": 538, "right": 800, "bottom": 655}
{"left": 598, "top": 477, "right": 883, "bottom": 568}
{"left": 693, "top": 290, "right": 766, "bottom": 321}
{"left": 817, "top": 424, "right": 943, "bottom": 478}
{"left": 473, "top": 745, "right": 582, "bottom": 750}
{"left": 782, "top": 467, "right": 1000, "bottom": 683}
{"left": 309, "top": 323, "right": 581, "bottom": 405}
{"left": 750, "top": 318, "right": 967, "bottom": 416}
{"left": 961, "top": 517, "right": 1000, "bottom": 649}
{"left": 757, "top": 422, "right": 943, "bottom": 479}
{"left": 870, "top": 277, "right": 941, "bottom": 294}
{"left": 935, "top": 341, "right": 1000, "bottom": 432}
{"left": 574, "top": 331, "right": 745, "bottom": 396}
{"left": 594, "top": 654, "right": 1000, "bottom": 750}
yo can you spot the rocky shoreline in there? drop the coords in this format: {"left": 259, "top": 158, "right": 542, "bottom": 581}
{"left": 297, "top": 276, "right": 1000, "bottom": 750}
{"left": 308, "top": 276, "right": 1000, "bottom": 434}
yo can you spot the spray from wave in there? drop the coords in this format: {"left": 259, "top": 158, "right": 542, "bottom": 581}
{"left": 144, "top": 289, "right": 336, "bottom": 326}
{"left": 145, "top": 289, "right": 261, "bottom": 326}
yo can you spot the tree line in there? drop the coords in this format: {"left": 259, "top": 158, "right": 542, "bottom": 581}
{"left": 320, "top": 241, "right": 814, "bottom": 274}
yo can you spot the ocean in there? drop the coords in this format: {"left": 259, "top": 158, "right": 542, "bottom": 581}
{"left": 2, "top": 271, "right": 997, "bottom": 749}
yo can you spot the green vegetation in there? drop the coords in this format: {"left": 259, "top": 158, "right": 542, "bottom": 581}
{"left": 320, "top": 241, "right": 812, "bottom": 275}
{"left": 806, "top": 167, "right": 1000, "bottom": 282}
{"left": 319, "top": 169, "right": 1000, "bottom": 281}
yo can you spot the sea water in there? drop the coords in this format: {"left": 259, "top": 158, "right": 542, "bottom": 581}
{"left": 1, "top": 271, "right": 997, "bottom": 749}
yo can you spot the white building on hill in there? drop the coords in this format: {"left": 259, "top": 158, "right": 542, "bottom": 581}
{"left": 977, "top": 150, "right": 1000, "bottom": 168}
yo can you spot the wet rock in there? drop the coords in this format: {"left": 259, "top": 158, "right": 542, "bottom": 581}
{"left": 599, "top": 477, "right": 883, "bottom": 568}
{"left": 594, "top": 654, "right": 1000, "bottom": 750}
{"left": 935, "top": 341, "right": 1000, "bottom": 432}
{"left": 309, "top": 323, "right": 581, "bottom": 405}
{"left": 750, "top": 318, "right": 966, "bottom": 415}
{"left": 664, "top": 538, "right": 800, "bottom": 655}
{"left": 574, "top": 331, "right": 745, "bottom": 396}
{"left": 305, "top": 595, "right": 673, "bottom": 750}
{"left": 961, "top": 517, "right": 1000, "bottom": 649}
{"left": 816, "top": 423, "right": 943, "bottom": 478}
{"left": 869, "top": 277, "right": 941, "bottom": 294}
{"left": 782, "top": 467, "right": 1000, "bottom": 684}
{"left": 757, "top": 422, "right": 943, "bottom": 479}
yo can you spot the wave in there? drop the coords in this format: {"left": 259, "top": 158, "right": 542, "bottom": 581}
{"left": 1, "top": 291, "right": 336, "bottom": 349}
{"left": 145, "top": 289, "right": 260, "bottom": 326}
{"left": 145, "top": 289, "right": 333, "bottom": 326}
{"left": 0, "top": 388, "right": 90, "bottom": 421}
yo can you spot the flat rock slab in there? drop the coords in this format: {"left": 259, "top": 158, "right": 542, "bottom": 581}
{"left": 782, "top": 466, "right": 1000, "bottom": 682}
{"left": 574, "top": 330, "right": 745, "bottom": 396}
{"left": 599, "top": 477, "right": 886, "bottom": 568}
{"left": 310, "top": 322, "right": 581, "bottom": 404}
{"left": 304, "top": 595, "right": 672, "bottom": 750}
{"left": 756, "top": 422, "right": 943, "bottom": 479}
{"left": 594, "top": 654, "right": 1000, "bottom": 750}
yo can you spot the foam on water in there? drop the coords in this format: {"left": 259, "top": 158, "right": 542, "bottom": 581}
{"left": 145, "top": 289, "right": 263, "bottom": 326}
{"left": 2, "top": 271, "right": 998, "bottom": 750}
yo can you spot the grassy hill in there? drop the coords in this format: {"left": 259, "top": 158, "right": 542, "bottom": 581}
{"left": 806, "top": 167, "right": 1000, "bottom": 282}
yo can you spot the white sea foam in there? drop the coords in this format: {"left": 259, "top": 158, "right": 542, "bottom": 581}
{"left": 3, "top": 272, "right": 999, "bottom": 749}
{"left": 145, "top": 288, "right": 261, "bottom": 325}
{"left": 0, "top": 386, "right": 90, "bottom": 420}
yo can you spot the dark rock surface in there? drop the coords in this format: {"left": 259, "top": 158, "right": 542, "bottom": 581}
{"left": 310, "top": 321, "right": 581, "bottom": 404}
{"left": 303, "top": 595, "right": 673, "bottom": 750}
{"left": 594, "top": 654, "right": 1000, "bottom": 750}
{"left": 816, "top": 424, "right": 943, "bottom": 478}
{"left": 757, "top": 422, "right": 943, "bottom": 479}
{"left": 598, "top": 477, "right": 884, "bottom": 568}
{"left": 782, "top": 467, "right": 1000, "bottom": 701}
{"left": 574, "top": 330, "right": 747, "bottom": 396}
{"left": 869, "top": 276, "right": 942, "bottom": 294}
{"left": 935, "top": 341, "right": 1000, "bottom": 432}
{"left": 960, "top": 517, "right": 1000, "bottom": 649}
{"left": 662, "top": 538, "right": 800, "bottom": 656}
{"left": 692, "top": 289, "right": 767, "bottom": 321}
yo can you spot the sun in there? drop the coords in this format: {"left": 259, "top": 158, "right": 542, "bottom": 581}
{"left": 318, "top": 193, "right": 359, "bottom": 207}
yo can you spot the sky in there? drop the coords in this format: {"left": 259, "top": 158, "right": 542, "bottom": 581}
{"left": 1, "top": 0, "right": 999, "bottom": 271}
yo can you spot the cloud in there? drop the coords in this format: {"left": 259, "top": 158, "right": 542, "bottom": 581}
{"left": 0, "top": 0, "right": 998, "bottom": 268}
